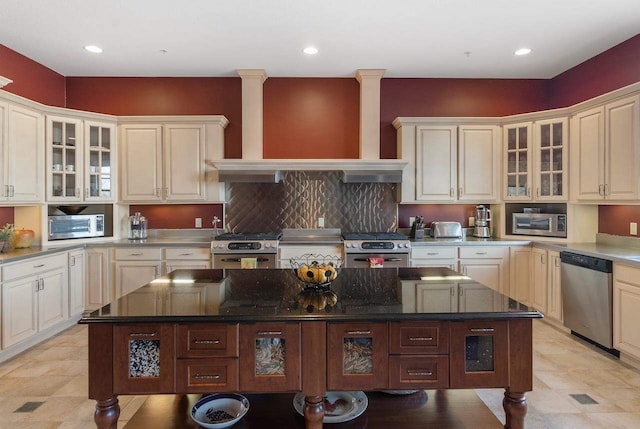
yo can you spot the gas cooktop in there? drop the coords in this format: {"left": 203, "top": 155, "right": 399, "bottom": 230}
{"left": 214, "top": 232, "right": 283, "bottom": 241}
{"left": 342, "top": 232, "right": 408, "bottom": 241}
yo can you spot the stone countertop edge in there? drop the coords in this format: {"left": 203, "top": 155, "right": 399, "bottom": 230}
{"left": 410, "top": 237, "right": 532, "bottom": 246}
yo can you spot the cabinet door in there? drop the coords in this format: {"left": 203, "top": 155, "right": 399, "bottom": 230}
{"left": 327, "top": 322, "right": 388, "bottom": 390}
{"left": 113, "top": 324, "right": 175, "bottom": 394}
{"left": 0, "top": 101, "right": 7, "bottom": 199}
{"left": 165, "top": 259, "right": 211, "bottom": 274}
{"left": 614, "top": 264, "right": 640, "bottom": 358}
{"left": 459, "top": 259, "right": 505, "bottom": 294}
{"left": 69, "top": 250, "right": 85, "bottom": 317}
{"left": 415, "top": 126, "right": 457, "bottom": 201}
{"left": 458, "top": 125, "right": 500, "bottom": 202}
{"left": 547, "top": 250, "right": 563, "bottom": 322}
{"left": 165, "top": 285, "right": 208, "bottom": 314}
{"left": 458, "top": 283, "right": 500, "bottom": 312}
{"left": 606, "top": 95, "right": 639, "bottom": 201}
{"left": 531, "top": 247, "right": 548, "bottom": 313}
{"left": 503, "top": 122, "right": 532, "bottom": 200}
{"left": 46, "top": 116, "right": 82, "bottom": 201}
{"left": 119, "top": 124, "right": 163, "bottom": 202}
{"left": 164, "top": 124, "right": 206, "bottom": 201}
{"left": 2, "top": 276, "right": 37, "bottom": 348}
{"left": 113, "top": 261, "right": 162, "bottom": 298}
{"left": 572, "top": 107, "right": 605, "bottom": 201}
{"left": 509, "top": 247, "right": 531, "bottom": 305}
{"left": 85, "top": 121, "right": 115, "bottom": 201}
{"left": 239, "top": 323, "right": 301, "bottom": 392}
{"left": 450, "top": 320, "right": 509, "bottom": 388}
{"left": 415, "top": 283, "right": 457, "bottom": 312}
{"left": 535, "top": 118, "right": 568, "bottom": 201}
{"left": 6, "top": 104, "right": 44, "bottom": 202}
{"left": 38, "top": 267, "right": 69, "bottom": 331}
{"left": 86, "top": 248, "right": 110, "bottom": 311}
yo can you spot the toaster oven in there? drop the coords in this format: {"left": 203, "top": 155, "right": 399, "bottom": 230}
{"left": 512, "top": 213, "right": 566, "bottom": 238}
{"left": 48, "top": 214, "right": 105, "bottom": 240}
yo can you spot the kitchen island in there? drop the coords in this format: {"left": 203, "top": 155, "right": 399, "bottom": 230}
{"left": 80, "top": 267, "right": 541, "bottom": 429}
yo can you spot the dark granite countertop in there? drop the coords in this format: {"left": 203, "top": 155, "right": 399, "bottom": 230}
{"left": 80, "top": 267, "right": 541, "bottom": 324}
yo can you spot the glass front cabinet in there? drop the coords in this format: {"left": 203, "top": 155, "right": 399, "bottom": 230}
{"left": 504, "top": 122, "right": 532, "bottom": 200}
{"left": 46, "top": 116, "right": 82, "bottom": 201}
{"left": 84, "top": 121, "right": 115, "bottom": 201}
{"left": 534, "top": 118, "right": 568, "bottom": 200}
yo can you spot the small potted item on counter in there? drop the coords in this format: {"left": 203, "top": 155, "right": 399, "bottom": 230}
{"left": 0, "top": 224, "right": 15, "bottom": 253}
{"left": 12, "top": 228, "right": 35, "bottom": 248}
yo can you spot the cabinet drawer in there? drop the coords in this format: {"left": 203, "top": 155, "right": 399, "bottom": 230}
{"left": 3, "top": 252, "right": 67, "bottom": 281}
{"left": 459, "top": 246, "right": 505, "bottom": 259}
{"left": 389, "top": 322, "right": 449, "bottom": 354}
{"left": 176, "top": 358, "right": 239, "bottom": 393}
{"left": 177, "top": 324, "right": 238, "bottom": 358}
{"left": 388, "top": 356, "right": 449, "bottom": 389}
{"left": 114, "top": 247, "right": 162, "bottom": 260}
{"left": 614, "top": 263, "right": 640, "bottom": 286}
{"left": 165, "top": 247, "right": 211, "bottom": 260}
{"left": 411, "top": 247, "right": 457, "bottom": 259}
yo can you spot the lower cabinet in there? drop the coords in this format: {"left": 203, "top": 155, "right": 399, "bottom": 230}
{"left": 614, "top": 263, "right": 640, "bottom": 359}
{"left": 86, "top": 247, "right": 111, "bottom": 311}
{"left": 68, "top": 249, "right": 85, "bottom": 318}
{"left": 459, "top": 246, "right": 508, "bottom": 294}
{"left": 509, "top": 246, "right": 532, "bottom": 305}
{"left": 547, "top": 250, "right": 563, "bottom": 322}
{"left": 165, "top": 247, "right": 211, "bottom": 273}
{"left": 411, "top": 246, "right": 457, "bottom": 270}
{"left": 531, "top": 247, "right": 548, "bottom": 313}
{"left": 2, "top": 253, "right": 68, "bottom": 348}
{"left": 112, "top": 248, "right": 163, "bottom": 298}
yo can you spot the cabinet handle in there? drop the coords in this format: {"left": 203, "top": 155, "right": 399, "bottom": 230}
{"left": 407, "top": 370, "right": 433, "bottom": 376}
{"left": 474, "top": 252, "right": 487, "bottom": 255}
{"left": 555, "top": 258, "right": 560, "bottom": 267}
{"left": 194, "top": 339, "right": 221, "bottom": 344}
{"left": 194, "top": 374, "right": 221, "bottom": 380}
{"left": 34, "top": 279, "right": 40, "bottom": 292}
{"left": 257, "top": 331, "right": 282, "bottom": 336}
{"left": 449, "top": 188, "right": 454, "bottom": 197}
{"left": 426, "top": 252, "right": 439, "bottom": 256}
{"left": 33, "top": 264, "right": 45, "bottom": 268}
{"left": 71, "top": 256, "right": 76, "bottom": 266}
{"left": 130, "top": 332, "right": 158, "bottom": 337}
{"left": 86, "top": 188, "right": 89, "bottom": 197}
{"left": 598, "top": 184, "right": 604, "bottom": 196}
{"left": 459, "top": 187, "right": 463, "bottom": 197}
{"left": 10, "top": 185, "right": 14, "bottom": 197}
{"left": 408, "top": 336, "right": 433, "bottom": 341}
{"left": 604, "top": 183, "right": 609, "bottom": 196}
{"left": 346, "top": 330, "right": 371, "bottom": 335}
{"left": 129, "top": 253, "right": 143, "bottom": 256}
{"left": 179, "top": 253, "right": 193, "bottom": 256}
{"left": 4, "top": 185, "right": 8, "bottom": 197}
{"left": 536, "top": 188, "right": 540, "bottom": 197}
{"left": 469, "top": 328, "right": 495, "bottom": 333}
{"left": 526, "top": 187, "right": 530, "bottom": 197}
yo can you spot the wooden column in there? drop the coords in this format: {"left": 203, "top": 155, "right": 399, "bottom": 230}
{"left": 355, "top": 69, "right": 385, "bottom": 160}
{"left": 301, "top": 321, "right": 327, "bottom": 429}
{"left": 237, "top": 69, "right": 267, "bottom": 160}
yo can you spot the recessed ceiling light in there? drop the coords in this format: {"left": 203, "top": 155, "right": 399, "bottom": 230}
{"left": 303, "top": 46, "right": 318, "bottom": 55}
{"left": 515, "top": 48, "right": 532, "bottom": 56}
{"left": 84, "top": 45, "right": 103, "bottom": 54}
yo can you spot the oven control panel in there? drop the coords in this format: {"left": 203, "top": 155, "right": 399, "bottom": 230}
{"left": 211, "top": 240, "right": 279, "bottom": 254}
{"left": 344, "top": 240, "right": 411, "bottom": 253}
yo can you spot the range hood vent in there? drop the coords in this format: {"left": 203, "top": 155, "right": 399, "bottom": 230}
{"left": 210, "top": 160, "right": 407, "bottom": 183}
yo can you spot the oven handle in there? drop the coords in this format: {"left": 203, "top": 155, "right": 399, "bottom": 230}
{"left": 352, "top": 257, "right": 403, "bottom": 262}
{"left": 220, "top": 257, "right": 270, "bottom": 262}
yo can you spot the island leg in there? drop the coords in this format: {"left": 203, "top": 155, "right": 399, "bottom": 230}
{"left": 94, "top": 396, "right": 120, "bottom": 429}
{"left": 303, "top": 395, "right": 324, "bottom": 429}
{"left": 503, "top": 389, "right": 527, "bottom": 429}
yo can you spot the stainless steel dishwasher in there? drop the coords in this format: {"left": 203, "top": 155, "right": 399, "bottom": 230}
{"left": 560, "top": 251, "right": 616, "bottom": 352}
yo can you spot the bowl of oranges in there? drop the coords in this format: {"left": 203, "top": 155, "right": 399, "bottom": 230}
{"left": 290, "top": 254, "right": 342, "bottom": 289}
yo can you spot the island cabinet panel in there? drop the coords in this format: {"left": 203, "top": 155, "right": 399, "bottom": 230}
{"left": 239, "top": 323, "right": 301, "bottom": 392}
{"left": 176, "top": 359, "right": 239, "bottom": 393}
{"left": 388, "top": 355, "right": 449, "bottom": 389}
{"left": 177, "top": 324, "right": 239, "bottom": 358}
{"left": 388, "top": 321, "right": 450, "bottom": 354}
{"left": 327, "top": 322, "right": 388, "bottom": 390}
{"left": 113, "top": 324, "right": 176, "bottom": 394}
{"left": 449, "top": 320, "right": 509, "bottom": 388}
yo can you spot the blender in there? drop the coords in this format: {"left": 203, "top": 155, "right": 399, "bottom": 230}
{"left": 473, "top": 205, "right": 491, "bottom": 238}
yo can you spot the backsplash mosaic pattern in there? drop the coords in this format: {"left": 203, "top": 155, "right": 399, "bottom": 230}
{"left": 225, "top": 171, "right": 398, "bottom": 232}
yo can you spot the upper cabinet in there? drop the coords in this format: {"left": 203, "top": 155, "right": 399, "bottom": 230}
{"left": 2, "top": 103, "right": 44, "bottom": 203}
{"left": 46, "top": 115, "right": 116, "bottom": 202}
{"left": 503, "top": 118, "right": 568, "bottom": 202}
{"left": 119, "top": 116, "right": 228, "bottom": 203}
{"left": 571, "top": 95, "right": 639, "bottom": 202}
{"left": 395, "top": 119, "right": 501, "bottom": 203}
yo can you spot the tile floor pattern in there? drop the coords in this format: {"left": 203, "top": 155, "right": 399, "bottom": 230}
{"left": 0, "top": 320, "right": 639, "bottom": 428}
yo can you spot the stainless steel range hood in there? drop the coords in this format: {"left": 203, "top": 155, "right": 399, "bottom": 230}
{"left": 210, "top": 160, "right": 407, "bottom": 183}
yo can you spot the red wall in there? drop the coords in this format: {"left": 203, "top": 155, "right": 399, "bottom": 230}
{"left": 129, "top": 204, "right": 223, "bottom": 230}
{"left": 0, "top": 207, "right": 15, "bottom": 228}
{"left": 550, "top": 34, "right": 640, "bottom": 108}
{"left": 263, "top": 78, "right": 360, "bottom": 159}
{"left": 65, "top": 77, "right": 243, "bottom": 158}
{"left": 398, "top": 204, "right": 477, "bottom": 229}
{"left": 380, "top": 79, "right": 550, "bottom": 158}
{"left": 0, "top": 44, "right": 65, "bottom": 106}
{"left": 598, "top": 206, "right": 640, "bottom": 238}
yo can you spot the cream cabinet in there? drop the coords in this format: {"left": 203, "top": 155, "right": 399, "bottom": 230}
{"left": 84, "top": 120, "right": 115, "bottom": 201}
{"left": 547, "top": 250, "right": 562, "bottom": 322}
{"left": 119, "top": 116, "right": 227, "bottom": 203}
{"left": 86, "top": 247, "right": 111, "bottom": 311}
{"left": 2, "top": 103, "right": 44, "bottom": 203}
{"left": 458, "top": 246, "right": 508, "bottom": 295}
{"left": 534, "top": 118, "right": 568, "bottom": 200}
{"left": 503, "top": 122, "right": 532, "bottom": 200}
{"left": 613, "top": 263, "right": 640, "bottom": 360}
{"left": 165, "top": 247, "right": 211, "bottom": 273}
{"left": 402, "top": 280, "right": 501, "bottom": 313}
{"left": 2, "top": 253, "right": 68, "bottom": 348}
{"left": 46, "top": 115, "right": 83, "bottom": 201}
{"left": 414, "top": 125, "right": 501, "bottom": 202}
{"left": 112, "top": 247, "right": 163, "bottom": 298}
{"left": 68, "top": 249, "right": 85, "bottom": 318}
{"left": 411, "top": 246, "right": 457, "bottom": 270}
{"left": 509, "top": 246, "right": 531, "bottom": 306}
{"left": 531, "top": 247, "right": 547, "bottom": 313}
{"left": 571, "top": 95, "right": 639, "bottom": 202}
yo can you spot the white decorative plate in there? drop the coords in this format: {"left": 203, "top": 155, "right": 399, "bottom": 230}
{"left": 293, "top": 391, "right": 368, "bottom": 423}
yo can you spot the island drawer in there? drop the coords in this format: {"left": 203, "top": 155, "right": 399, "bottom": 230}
{"left": 459, "top": 246, "right": 505, "bottom": 259}
{"left": 176, "top": 358, "right": 239, "bottom": 393}
{"left": 165, "top": 247, "right": 211, "bottom": 260}
{"left": 114, "top": 247, "right": 162, "bottom": 260}
{"left": 389, "top": 322, "right": 449, "bottom": 354}
{"left": 177, "top": 324, "right": 238, "bottom": 357}
{"left": 388, "top": 356, "right": 449, "bottom": 389}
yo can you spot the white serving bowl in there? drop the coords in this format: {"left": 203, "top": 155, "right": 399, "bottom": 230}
{"left": 191, "top": 393, "right": 250, "bottom": 428}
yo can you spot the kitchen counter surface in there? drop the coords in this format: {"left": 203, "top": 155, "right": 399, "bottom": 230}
{"left": 411, "top": 236, "right": 531, "bottom": 246}
{"left": 534, "top": 241, "right": 640, "bottom": 265}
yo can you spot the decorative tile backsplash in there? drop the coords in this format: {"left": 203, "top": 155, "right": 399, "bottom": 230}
{"left": 224, "top": 171, "right": 398, "bottom": 232}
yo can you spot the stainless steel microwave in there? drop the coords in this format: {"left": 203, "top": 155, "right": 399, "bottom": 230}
{"left": 512, "top": 213, "right": 567, "bottom": 238}
{"left": 48, "top": 214, "right": 105, "bottom": 240}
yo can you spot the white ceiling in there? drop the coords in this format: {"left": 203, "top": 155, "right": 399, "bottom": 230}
{"left": 1, "top": 0, "right": 639, "bottom": 79}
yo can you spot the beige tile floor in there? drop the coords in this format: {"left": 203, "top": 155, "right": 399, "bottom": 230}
{"left": 0, "top": 320, "right": 639, "bottom": 428}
